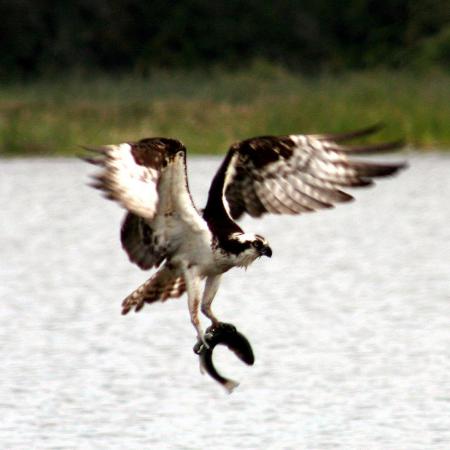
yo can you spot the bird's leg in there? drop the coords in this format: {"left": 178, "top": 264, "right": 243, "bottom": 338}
{"left": 182, "top": 265, "right": 207, "bottom": 346}
{"left": 201, "top": 275, "right": 222, "bottom": 327}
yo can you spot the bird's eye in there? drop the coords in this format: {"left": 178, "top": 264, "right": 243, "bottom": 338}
{"left": 253, "top": 240, "right": 263, "bottom": 249}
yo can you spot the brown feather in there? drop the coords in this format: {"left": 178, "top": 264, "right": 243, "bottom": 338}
{"left": 218, "top": 127, "right": 406, "bottom": 220}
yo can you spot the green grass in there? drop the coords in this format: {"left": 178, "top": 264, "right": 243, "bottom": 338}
{"left": 1, "top": 66, "right": 449, "bottom": 156}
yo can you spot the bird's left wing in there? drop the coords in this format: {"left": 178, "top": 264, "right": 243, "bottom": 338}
{"left": 218, "top": 127, "right": 406, "bottom": 220}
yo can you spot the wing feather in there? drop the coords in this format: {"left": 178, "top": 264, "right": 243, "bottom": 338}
{"left": 85, "top": 137, "right": 207, "bottom": 270}
{"left": 84, "top": 139, "right": 169, "bottom": 220}
{"left": 269, "top": 178, "right": 304, "bottom": 214}
{"left": 120, "top": 212, "right": 165, "bottom": 270}
{"left": 310, "top": 122, "right": 384, "bottom": 142}
{"left": 254, "top": 180, "right": 283, "bottom": 214}
{"left": 219, "top": 126, "right": 406, "bottom": 220}
{"left": 260, "top": 178, "right": 300, "bottom": 214}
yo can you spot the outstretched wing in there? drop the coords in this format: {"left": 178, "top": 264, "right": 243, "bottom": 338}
{"left": 84, "top": 138, "right": 177, "bottom": 220}
{"left": 216, "top": 126, "right": 406, "bottom": 220}
{"left": 84, "top": 137, "right": 207, "bottom": 269}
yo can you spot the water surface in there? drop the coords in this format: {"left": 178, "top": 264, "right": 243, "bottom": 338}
{"left": 1, "top": 154, "right": 449, "bottom": 449}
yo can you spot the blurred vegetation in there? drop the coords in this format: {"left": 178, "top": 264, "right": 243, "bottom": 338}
{"left": 1, "top": 67, "right": 449, "bottom": 155}
{"left": 1, "top": 0, "right": 449, "bottom": 76}
{"left": 0, "top": 1, "right": 449, "bottom": 154}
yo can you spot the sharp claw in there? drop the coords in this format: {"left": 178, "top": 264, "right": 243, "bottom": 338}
{"left": 193, "top": 321, "right": 255, "bottom": 392}
{"left": 193, "top": 332, "right": 211, "bottom": 354}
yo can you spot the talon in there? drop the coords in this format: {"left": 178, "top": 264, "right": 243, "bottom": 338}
{"left": 200, "top": 334, "right": 210, "bottom": 349}
{"left": 193, "top": 341, "right": 203, "bottom": 355}
{"left": 194, "top": 321, "right": 254, "bottom": 392}
{"left": 193, "top": 332, "right": 211, "bottom": 354}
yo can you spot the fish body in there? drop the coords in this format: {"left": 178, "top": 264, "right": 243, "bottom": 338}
{"left": 193, "top": 322, "right": 254, "bottom": 392}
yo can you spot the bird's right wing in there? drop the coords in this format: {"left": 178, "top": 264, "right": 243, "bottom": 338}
{"left": 84, "top": 138, "right": 172, "bottom": 221}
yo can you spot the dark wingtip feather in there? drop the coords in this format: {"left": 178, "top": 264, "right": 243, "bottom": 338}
{"left": 315, "top": 123, "right": 385, "bottom": 142}
{"left": 343, "top": 139, "right": 405, "bottom": 155}
{"left": 79, "top": 155, "right": 103, "bottom": 165}
{"left": 79, "top": 144, "right": 107, "bottom": 154}
{"left": 352, "top": 160, "right": 408, "bottom": 178}
{"left": 78, "top": 145, "right": 108, "bottom": 165}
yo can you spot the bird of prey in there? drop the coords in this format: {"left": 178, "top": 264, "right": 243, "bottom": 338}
{"left": 84, "top": 124, "right": 405, "bottom": 345}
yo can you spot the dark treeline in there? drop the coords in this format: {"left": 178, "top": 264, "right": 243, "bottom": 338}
{"left": 1, "top": 0, "right": 449, "bottom": 77}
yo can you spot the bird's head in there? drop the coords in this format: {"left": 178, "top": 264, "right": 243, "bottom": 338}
{"left": 249, "top": 234, "right": 272, "bottom": 258}
{"left": 229, "top": 233, "right": 272, "bottom": 267}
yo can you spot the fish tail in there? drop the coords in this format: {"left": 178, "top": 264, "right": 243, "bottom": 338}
{"left": 224, "top": 380, "right": 239, "bottom": 393}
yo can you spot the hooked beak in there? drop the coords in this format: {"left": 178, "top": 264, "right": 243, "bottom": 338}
{"left": 261, "top": 245, "right": 272, "bottom": 258}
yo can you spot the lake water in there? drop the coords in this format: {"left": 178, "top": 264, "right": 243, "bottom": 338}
{"left": 1, "top": 154, "right": 449, "bottom": 449}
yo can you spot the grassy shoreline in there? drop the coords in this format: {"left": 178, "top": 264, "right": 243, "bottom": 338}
{"left": 1, "top": 68, "right": 449, "bottom": 156}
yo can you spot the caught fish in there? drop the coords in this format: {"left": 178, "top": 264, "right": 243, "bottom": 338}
{"left": 193, "top": 322, "right": 255, "bottom": 393}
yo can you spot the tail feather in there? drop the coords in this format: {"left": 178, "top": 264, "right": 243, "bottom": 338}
{"left": 121, "top": 267, "right": 186, "bottom": 314}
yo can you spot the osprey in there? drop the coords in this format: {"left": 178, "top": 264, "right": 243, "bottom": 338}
{"left": 85, "top": 124, "right": 405, "bottom": 345}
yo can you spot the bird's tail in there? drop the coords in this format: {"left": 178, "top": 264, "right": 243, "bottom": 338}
{"left": 121, "top": 266, "right": 186, "bottom": 314}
